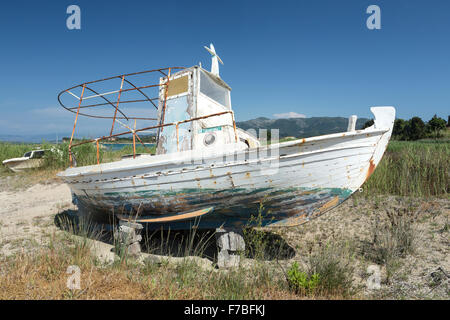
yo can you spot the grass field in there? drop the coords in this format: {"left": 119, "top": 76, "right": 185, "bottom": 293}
{"left": 362, "top": 140, "right": 449, "bottom": 197}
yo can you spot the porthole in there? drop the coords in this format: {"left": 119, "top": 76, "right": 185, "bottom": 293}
{"left": 203, "top": 133, "right": 216, "bottom": 146}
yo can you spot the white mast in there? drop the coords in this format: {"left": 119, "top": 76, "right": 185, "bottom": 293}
{"left": 204, "top": 43, "right": 223, "bottom": 77}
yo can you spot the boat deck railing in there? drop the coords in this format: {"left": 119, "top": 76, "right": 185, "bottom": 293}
{"left": 58, "top": 67, "right": 238, "bottom": 167}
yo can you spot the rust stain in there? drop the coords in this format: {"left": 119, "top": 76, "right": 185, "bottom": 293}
{"left": 275, "top": 212, "right": 308, "bottom": 227}
{"left": 298, "top": 138, "right": 306, "bottom": 151}
{"left": 245, "top": 172, "right": 251, "bottom": 179}
{"left": 227, "top": 172, "right": 235, "bottom": 188}
{"left": 365, "top": 158, "right": 376, "bottom": 182}
{"left": 319, "top": 196, "right": 339, "bottom": 211}
{"left": 309, "top": 196, "right": 340, "bottom": 218}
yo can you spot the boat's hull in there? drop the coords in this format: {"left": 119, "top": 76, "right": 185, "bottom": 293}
{"left": 2, "top": 158, "right": 44, "bottom": 173}
{"left": 74, "top": 184, "right": 353, "bottom": 229}
{"left": 60, "top": 107, "right": 395, "bottom": 229}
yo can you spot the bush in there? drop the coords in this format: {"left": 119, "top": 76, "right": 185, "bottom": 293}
{"left": 287, "top": 262, "right": 320, "bottom": 294}
{"left": 307, "top": 243, "right": 355, "bottom": 296}
{"left": 392, "top": 115, "right": 447, "bottom": 141}
{"left": 404, "top": 117, "right": 426, "bottom": 141}
{"left": 366, "top": 208, "right": 417, "bottom": 265}
{"left": 426, "top": 115, "right": 447, "bottom": 139}
{"left": 243, "top": 201, "right": 270, "bottom": 260}
{"left": 285, "top": 243, "right": 355, "bottom": 297}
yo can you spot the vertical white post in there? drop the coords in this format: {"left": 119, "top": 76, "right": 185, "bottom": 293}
{"left": 347, "top": 115, "right": 357, "bottom": 132}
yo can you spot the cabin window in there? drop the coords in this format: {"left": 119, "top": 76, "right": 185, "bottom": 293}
{"left": 32, "top": 150, "right": 45, "bottom": 159}
{"left": 167, "top": 75, "right": 189, "bottom": 97}
{"left": 200, "top": 71, "right": 230, "bottom": 108}
{"left": 24, "top": 152, "right": 32, "bottom": 158}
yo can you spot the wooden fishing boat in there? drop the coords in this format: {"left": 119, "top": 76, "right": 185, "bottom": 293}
{"left": 57, "top": 45, "right": 395, "bottom": 229}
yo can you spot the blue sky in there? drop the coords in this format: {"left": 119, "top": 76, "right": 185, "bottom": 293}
{"left": 0, "top": 0, "right": 449, "bottom": 138}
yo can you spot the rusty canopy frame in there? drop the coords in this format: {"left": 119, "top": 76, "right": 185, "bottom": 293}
{"left": 58, "top": 67, "right": 239, "bottom": 167}
{"left": 58, "top": 67, "right": 185, "bottom": 120}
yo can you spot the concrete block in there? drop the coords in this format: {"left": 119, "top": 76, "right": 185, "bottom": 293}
{"left": 216, "top": 228, "right": 245, "bottom": 252}
{"left": 217, "top": 249, "right": 241, "bottom": 268}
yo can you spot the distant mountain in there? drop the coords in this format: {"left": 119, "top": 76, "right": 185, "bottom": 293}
{"left": 236, "top": 116, "right": 370, "bottom": 138}
{"left": 0, "top": 133, "right": 70, "bottom": 143}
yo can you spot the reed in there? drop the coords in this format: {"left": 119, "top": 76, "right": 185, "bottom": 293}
{"left": 362, "top": 140, "right": 449, "bottom": 197}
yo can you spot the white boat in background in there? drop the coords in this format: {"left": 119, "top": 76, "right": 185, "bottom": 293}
{"left": 57, "top": 44, "right": 395, "bottom": 229}
{"left": 2, "top": 149, "right": 47, "bottom": 172}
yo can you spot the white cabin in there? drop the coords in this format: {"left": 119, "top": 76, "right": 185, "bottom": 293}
{"left": 155, "top": 66, "right": 259, "bottom": 155}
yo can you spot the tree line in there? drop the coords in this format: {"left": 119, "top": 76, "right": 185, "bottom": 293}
{"left": 363, "top": 114, "right": 448, "bottom": 141}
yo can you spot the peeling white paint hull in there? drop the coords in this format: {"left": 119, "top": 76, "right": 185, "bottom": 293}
{"left": 58, "top": 107, "right": 395, "bottom": 229}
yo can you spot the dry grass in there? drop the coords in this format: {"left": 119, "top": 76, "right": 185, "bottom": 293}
{"left": 0, "top": 246, "right": 300, "bottom": 299}
{"left": 362, "top": 206, "right": 422, "bottom": 285}
{"left": 367, "top": 208, "right": 419, "bottom": 264}
{"left": 0, "top": 213, "right": 353, "bottom": 300}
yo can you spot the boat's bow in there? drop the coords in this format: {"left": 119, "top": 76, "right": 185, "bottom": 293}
{"left": 266, "top": 106, "right": 395, "bottom": 228}
{"left": 368, "top": 106, "right": 395, "bottom": 165}
{"left": 354, "top": 106, "right": 395, "bottom": 188}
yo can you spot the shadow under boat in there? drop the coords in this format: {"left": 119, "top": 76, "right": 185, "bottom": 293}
{"left": 54, "top": 209, "right": 296, "bottom": 263}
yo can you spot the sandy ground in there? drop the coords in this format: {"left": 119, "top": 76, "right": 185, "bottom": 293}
{"left": 0, "top": 176, "right": 448, "bottom": 299}
{"left": 0, "top": 182, "right": 73, "bottom": 255}
{"left": 281, "top": 195, "right": 450, "bottom": 299}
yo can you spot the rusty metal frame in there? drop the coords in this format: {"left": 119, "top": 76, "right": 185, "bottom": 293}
{"left": 57, "top": 67, "right": 185, "bottom": 120}
{"left": 59, "top": 67, "right": 238, "bottom": 167}
{"left": 69, "top": 110, "right": 237, "bottom": 166}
